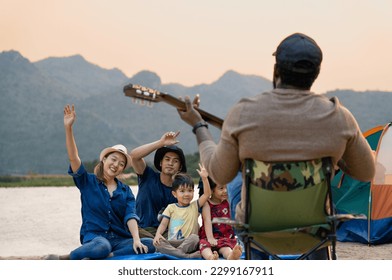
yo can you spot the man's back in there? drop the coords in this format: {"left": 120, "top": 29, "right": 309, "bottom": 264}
{"left": 200, "top": 87, "right": 375, "bottom": 222}
{"left": 202, "top": 87, "right": 373, "bottom": 182}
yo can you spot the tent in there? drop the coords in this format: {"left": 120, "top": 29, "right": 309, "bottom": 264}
{"left": 332, "top": 122, "right": 392, "bottom": 244}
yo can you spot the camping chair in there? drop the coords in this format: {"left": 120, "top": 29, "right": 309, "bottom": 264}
{"left": 213, "top": 157, "right": 360, "bottom": 260}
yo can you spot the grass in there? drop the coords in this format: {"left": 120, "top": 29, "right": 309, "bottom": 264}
{"left": 1, "top": 153, "right": 203, "bottom": 187}
{"left": 0, "top": 175, "right": 138, "bottom": 187}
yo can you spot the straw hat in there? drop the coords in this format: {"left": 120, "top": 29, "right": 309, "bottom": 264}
{"left": 99, "top": 144, "right": 132, "bottom": 169}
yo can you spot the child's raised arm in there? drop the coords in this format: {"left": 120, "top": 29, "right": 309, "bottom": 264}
{"left": 196, "top": 163, "right": 211, "bottom": 207}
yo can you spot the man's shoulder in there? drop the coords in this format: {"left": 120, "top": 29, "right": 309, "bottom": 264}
{"left": 138, "top": 166, "right": 161, "bottom": 187}
{"left": 139, "top": 165, "right": 159, "bottom": 179}
{"left": 327, "top": 95, "right": 340, "bottom": 104}
{"left": 238, "top": 91, "right": 270, "bottom": 102}
{"left": 325, "top": 95, "right": 354, "bottom": 116}
{"left": 231, "top": 91, "right": 277, "bottom": 111}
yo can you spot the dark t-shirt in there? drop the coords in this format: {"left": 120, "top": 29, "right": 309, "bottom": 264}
{"left": 135, "top": 166, "right": 177, "bottom": 228}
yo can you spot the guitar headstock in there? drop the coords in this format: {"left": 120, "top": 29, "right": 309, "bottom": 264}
{"left": 123, "top": 84, "right": 162, "bottom": 106}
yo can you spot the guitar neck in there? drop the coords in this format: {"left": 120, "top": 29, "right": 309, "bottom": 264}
{"left": 159, "top": 94, "right": 223, "bottom": 129}
{"left": 123, "top": 84, "right": 223, "bottom": 129}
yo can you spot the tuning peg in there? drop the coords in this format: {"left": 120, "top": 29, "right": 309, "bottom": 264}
{"left": 147, "top": 101, "right": 153, "bottom": 108}
{"left": 132, "top": 97, "right": 137, "bottom": 103}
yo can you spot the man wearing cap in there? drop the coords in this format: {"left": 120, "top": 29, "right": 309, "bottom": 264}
{"left": 130, "top": 131, "right": 187, "bottom": 238}
{"left": 177, "top": 33, "right": 375, "bottom": 259}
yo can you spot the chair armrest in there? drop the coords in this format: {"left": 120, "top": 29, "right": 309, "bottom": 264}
{"left": 327, "top": 213, "right": 367, "bottom": 223}
{"left": 211, "top": 217, "right": 249, "bottom": 229}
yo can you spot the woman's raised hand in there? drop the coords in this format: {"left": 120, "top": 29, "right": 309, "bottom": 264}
{"left": 64, "top": 104, "right": 76, "bottom": 127}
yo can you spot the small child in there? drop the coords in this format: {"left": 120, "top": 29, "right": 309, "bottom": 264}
{"left": 198, "top": 177, "right": 242, "bottom": 260}
{"left": 153, "top": 163, "right": 211, "bottom": 259}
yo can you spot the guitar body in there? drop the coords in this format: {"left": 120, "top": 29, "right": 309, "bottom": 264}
{"left": 123, "top": 84, "right": 223, "bottom": 129}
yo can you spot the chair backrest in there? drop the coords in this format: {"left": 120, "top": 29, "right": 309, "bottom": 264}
{"left": 244, "top": 158, "right": 333, "bottom": 232}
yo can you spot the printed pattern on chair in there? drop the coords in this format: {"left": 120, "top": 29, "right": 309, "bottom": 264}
{"left": 249, "top": 159, "right": 326, "bottom": 191}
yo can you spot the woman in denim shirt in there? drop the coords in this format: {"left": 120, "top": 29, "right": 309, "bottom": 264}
{"left": 46, "top": 104, "right": 155, "bottom": 260}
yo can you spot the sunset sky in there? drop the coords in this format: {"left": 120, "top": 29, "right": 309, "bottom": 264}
{"left": 1, "top": 0, "right": 391, "bottom": 94}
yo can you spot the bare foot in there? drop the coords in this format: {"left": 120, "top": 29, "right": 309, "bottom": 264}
{"left": 227, "top": 244, "right": 242, "bottom": 260}
{"left": 207, "top": 251, "right": 219, "bottom": 260}
{"left": 42, "top": 254, "right": 60, "bottom": 260}
{"left": 188, "top": 251, "right": 201, "bottom": 259}
{"left": 42, "top": 254, "right": 70, "bottom": 260}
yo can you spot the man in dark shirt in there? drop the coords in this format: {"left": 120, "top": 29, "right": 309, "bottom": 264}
{"left": 130, "top": 131, "right": 187, "bottom": 238}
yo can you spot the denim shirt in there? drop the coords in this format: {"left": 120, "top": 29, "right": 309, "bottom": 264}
{"left": 68, "top": 163, "right": 139, "bottom": 243}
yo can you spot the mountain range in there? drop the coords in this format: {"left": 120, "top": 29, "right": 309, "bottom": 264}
{"left": 0, "top": 50, "right": 391, "bottom": 175}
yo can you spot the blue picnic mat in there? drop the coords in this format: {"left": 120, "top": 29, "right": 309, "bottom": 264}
{"left": 107, "top": 252, "right": 201, "bottom": 260}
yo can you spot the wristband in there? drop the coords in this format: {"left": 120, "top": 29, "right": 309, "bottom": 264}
{"left": 192, "top": 121, "right": 208, "bottom": 134}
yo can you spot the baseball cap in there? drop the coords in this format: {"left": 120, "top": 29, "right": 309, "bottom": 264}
{"left": 273, "top": 33, "right": 322, "bottom": 73}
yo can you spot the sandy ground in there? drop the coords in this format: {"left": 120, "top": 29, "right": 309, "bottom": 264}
{"left": 0, "top": 186, "right": 391, "bottom": 260}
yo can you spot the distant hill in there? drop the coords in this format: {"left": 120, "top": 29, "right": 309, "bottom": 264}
{"left": 34, "top": 54, "right": 128, "bottom": 98}
{"left": 0, "top": 50, "right": 391, "bottom": 174}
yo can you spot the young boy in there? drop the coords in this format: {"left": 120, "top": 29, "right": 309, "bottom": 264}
{"left": 153, "top": 163, "right": 211, "bottom": 259}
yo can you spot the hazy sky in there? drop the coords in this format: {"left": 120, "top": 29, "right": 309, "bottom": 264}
{"left": 1, "top": 0, "right": 391, "bottom": 94}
